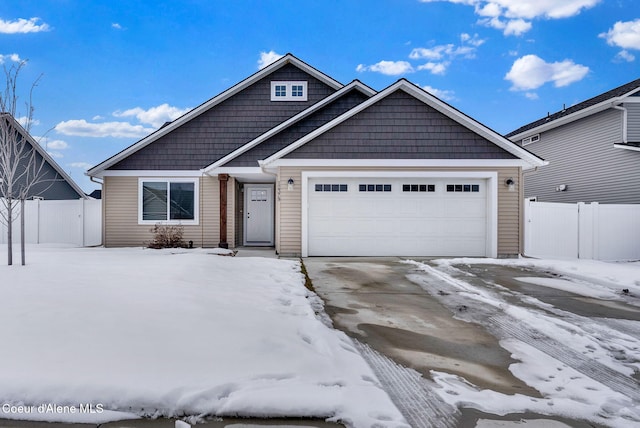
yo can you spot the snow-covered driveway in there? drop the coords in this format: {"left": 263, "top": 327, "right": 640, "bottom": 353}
{"left": 412, "top": 258, "right": 640, "bottom": 427}
{"left": 305, "top": 257, "right": 640, "bottom": 428}
{"left": 0, "top": 246, "right": 407, "bottom": 427}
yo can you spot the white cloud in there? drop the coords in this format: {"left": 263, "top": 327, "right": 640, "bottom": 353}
{"left": 47, "top": 151, "right": 63, "bottom": 159}
{"left": 55, "top": 120, "right": 155, "bottom": 138}
{"left": 112, "top": 23, "right": 123, "bottom": 30}
{"left": 599, "top": 19, "right": 640, "bottom": 52}
{"left": 0, "top": 17, "right": 50, "bottom": 34}
{"left": 408, "top": 33, "right": 484, "bottom": 75}
{"left": 410, "top": 45, "right": 453, "bottom": 60}
{"left": 479, "top": 16, "right": 532, "bottom": 36}
{"left": 258, "top": 50, "right": 284, "bottom": 69}
{"left": 615, "top": 50, "right": 635, "bottom": 62}
{"left": 422, "top": 85, "right": 456, "bottom": 101}
{"left": 68, "top": 162, "right": 93, "bottom": 170}
{"left": 45, "top": 139, "right": 69, "bottom": 150}
{"left": 487, "top": 0, "right": 600, "bottom": 20}
{"left": 460, "top": 33, "right": 486, "bottom": 47}
{"left": 525, "top": 92, "right": 539, "bottom": 100}
{"left": 420, "top": 0, "right": 600, "bottom": 36}
{"left": 356, "top": 60, "right": 414, "bottom": 75}
{"left": 505, "top": 54, "right": 589, "bottom": 91}
{"left": 113, "top": 103, "right": 191, "bottom": 128}
{"left": 417, "top": 62, "right": 449, "bottom": 75}
{"left": 0, "top": 53, "right": 22, "bottom": 64}
{"left": 16, "top": 116, "right": 39, "bottom": 127}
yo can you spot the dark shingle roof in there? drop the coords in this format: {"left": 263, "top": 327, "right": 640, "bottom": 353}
{"left": 506, "top": 77, "right": 640, "bottom": 138}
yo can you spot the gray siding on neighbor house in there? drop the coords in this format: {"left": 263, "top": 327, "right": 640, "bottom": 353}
{"left": 226, "top": 89, "right": 371, "bottom": 166}
{"left": 109, "top": 64, "right": 337, "bottom": 170}
{"left": 1, "top": 145, "right": 83, "bottom": 200}
{"left": 522, "top": 108, "right": 640, "bottom": 203}
{"left": 284, "top": 89, "right": 518, "bottom": 159}
{"left": 626, "top": 102, "right": 640, "bottom": 142}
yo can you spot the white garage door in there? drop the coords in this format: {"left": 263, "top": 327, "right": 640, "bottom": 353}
{"left": 307, "top": 177, "right": 488, "bottom": 256}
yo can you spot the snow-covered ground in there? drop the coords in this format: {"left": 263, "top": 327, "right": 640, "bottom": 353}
{"left": 407, "top": 257, "right": 640, "bottom": 428}
{"left": 0, "top": 245, "right": 407, "bottom": 427}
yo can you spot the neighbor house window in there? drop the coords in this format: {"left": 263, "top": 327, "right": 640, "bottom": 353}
{"left": 271, "top": 81, "right": 308, "bottom": 101}
{"left": 139, "top": 179, "right": 199, "bottom": 224}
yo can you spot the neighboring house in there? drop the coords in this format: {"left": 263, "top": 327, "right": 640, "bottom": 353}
{"left": 1, "top": 113, "right": 86, "bottom": 200}
{"left": 507, "top": 78, "right": 640, "bottom": 204}
{"left": 88, "top": 54, "right": 544, "bottom": 257}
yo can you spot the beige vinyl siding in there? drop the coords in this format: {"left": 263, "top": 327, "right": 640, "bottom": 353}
{"left": 276, "top": 166, "right": 522, "bottom": 257}
{"left": 103, "top": 175, "right": 234, "bottom": 248}
{"left": 277, "top": 167, "right": 303, "bottom": 255}
{"left": 497, "top": 167, "right": 521, "bottom": 256}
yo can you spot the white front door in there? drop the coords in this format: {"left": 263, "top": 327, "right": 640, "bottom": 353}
{"left": 244, "top": 184, "right": 274, "bottom": 246}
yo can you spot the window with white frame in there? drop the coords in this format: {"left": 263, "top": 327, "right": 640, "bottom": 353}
{"left": 139, "top": 179, "right": 198, "bottom": 224}
{"left": 271, "top": 81, "right": 308, "bottom": 101}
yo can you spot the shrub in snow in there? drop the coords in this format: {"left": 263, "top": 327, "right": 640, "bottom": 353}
{"left": 147, "top": 224, "right": 187, "bottom": 249}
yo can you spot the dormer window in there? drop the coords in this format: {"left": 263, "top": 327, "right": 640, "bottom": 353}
{"left": 271, "top": 81, "right": 308, "bottom": 101}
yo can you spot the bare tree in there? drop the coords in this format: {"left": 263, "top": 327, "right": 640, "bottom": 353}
{"left": 0, "top": 61, "right": 54, "bottom": 265}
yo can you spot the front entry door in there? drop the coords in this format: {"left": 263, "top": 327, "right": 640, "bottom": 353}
{"left": 244, "top": 184, "right": 274, "bottom": 246}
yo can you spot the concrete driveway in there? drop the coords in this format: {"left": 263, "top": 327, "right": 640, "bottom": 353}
{"left": 303, "top": 257, "right": 640, "bottom": 427}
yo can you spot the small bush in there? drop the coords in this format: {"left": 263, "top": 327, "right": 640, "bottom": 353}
{"left": 148, "top": 224, "right": 187, "bottom": 249}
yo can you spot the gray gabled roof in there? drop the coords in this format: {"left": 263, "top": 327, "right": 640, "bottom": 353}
{"left": 203, "top": 79, "right": 376, "bottom": 172}
{"left": 261, "top": 79, "right": 546, "bottom": 169}
{"left": 507, "top": 77, "right": 640, "bottom": 139}
{"left": 1, "top": 113, "right": 87, "bottom": 199}
{"left": 87, "top": 54, "right": 344, "bottom": 177}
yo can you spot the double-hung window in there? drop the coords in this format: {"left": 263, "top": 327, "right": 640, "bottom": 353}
{"left": 139, "top": 179, "right": 199, "bottom": 224}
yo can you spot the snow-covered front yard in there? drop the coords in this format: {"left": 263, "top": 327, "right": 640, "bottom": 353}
{"left": 0, "top": 246, "right": 406, "bottom": 427}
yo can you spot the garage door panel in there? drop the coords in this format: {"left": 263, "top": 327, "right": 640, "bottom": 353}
{"left": 308, "top": 177, "right": 488, "bottom": 256}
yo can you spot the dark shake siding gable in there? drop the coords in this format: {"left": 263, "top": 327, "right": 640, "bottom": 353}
{"left": 110, "top": 64, "right": 338, "bottom": 170}
{"left": 284, "top": 89, "right": 518, "bottom": 160}
{"left": 226, "top": 88, "right": 371, "bottom": 167}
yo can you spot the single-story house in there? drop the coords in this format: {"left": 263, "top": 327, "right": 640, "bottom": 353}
{"left": 1, "top": 113, "right": 86, "bottom": 200}
{"left": 87, "top": 54, "right": 544, "bottom": 257}
{"left": 507, "top": 77, "right": 640, "bottom": 204}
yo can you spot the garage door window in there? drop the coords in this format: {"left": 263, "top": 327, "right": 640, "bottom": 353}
{"left": 315, "top": 184, "right": 348, "bottom": 192}
{"left": 359, "top": 184, "right": 392, "bottom": 192}
{"left": 403, "top": 184, "right": 435, "bottom": 192}
{"left": 446, "top": 184, "right": 480, "bottom": 192}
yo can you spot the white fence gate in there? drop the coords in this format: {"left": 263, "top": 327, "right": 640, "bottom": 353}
{"left": 524, "top": 200, "right": 640, "bottom": 261}
{"left": 0, "top": 199, "right": 102, "bottom": 247}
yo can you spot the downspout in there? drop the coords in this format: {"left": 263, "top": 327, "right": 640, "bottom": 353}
{"left": 612, "top": 103, "right": 627, "bottom": 144}
{"left": 89, "top": 176, "right": 103, "bottom": 186}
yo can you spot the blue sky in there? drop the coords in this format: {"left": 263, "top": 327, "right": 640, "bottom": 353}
{"left": 1, "top": 0, "right": 639, "bottom": 193}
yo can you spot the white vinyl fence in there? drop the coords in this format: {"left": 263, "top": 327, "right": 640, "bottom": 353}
{"left": 0, "top": 198, "right": 101, "bottom": 247}
{"left": 524, "top": 200, "right": 640, "bottom": 261}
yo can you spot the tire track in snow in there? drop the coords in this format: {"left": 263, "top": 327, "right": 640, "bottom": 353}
{"left": 354, "top": 340, "right": 460, "bottom": 428}
{"left": 489, "top": 315, "right": 640, "bottom": 402}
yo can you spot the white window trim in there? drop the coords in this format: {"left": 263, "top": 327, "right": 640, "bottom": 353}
{"left": 271, "top": 81, "right": 308, "bottom": 101}
{"left": 301, "top": 171, "right": 498, "bottom": 258}
{"left": 138, "top": 178, "right": 199, "bottom": 225}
